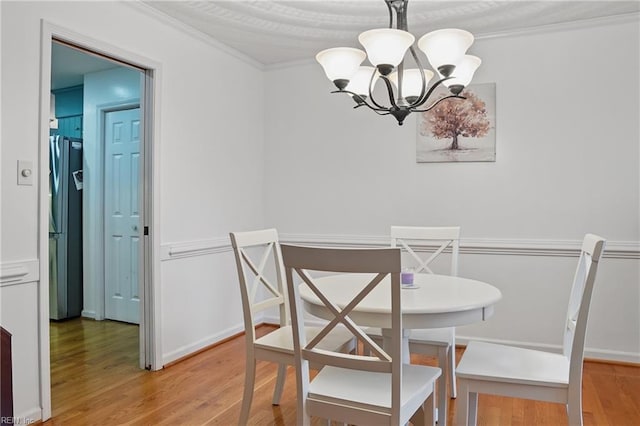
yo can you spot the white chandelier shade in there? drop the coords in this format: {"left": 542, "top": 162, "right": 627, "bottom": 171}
{"left": 443, "top": 55, "right": 482, "bottom": 90}
{"left": 315, "top": 0, "right": 481, "bottom": 125}
{"left": 417, "top": 28, "right": 474, "bottom": 75}
{"left": 315, "top": 47, "right": 366, "bottom": 86}
{"left": 345, "top": 66, "right": 378, "bottom": 97}
{"left": 389, "top": 68, "right": 435, "bottom": 99}
{"left": 358, "top": 29, "right": 415, "bottom": 70}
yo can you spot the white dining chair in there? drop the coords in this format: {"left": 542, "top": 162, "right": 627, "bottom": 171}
{"left": 281, "top": 244, "right": 442, "bottom": 426}
{"left": 455, "top": 234, "right": 606, "bottom": 426}
{"left": 229, "top": 229, "right": 356, "bottom": 426}
{"left": 367, "top": 225, "right": 461, "bottom": 425}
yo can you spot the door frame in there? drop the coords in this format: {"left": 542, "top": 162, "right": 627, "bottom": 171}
{"left": 38, "top": 20, "right": 163, "bottom": 421}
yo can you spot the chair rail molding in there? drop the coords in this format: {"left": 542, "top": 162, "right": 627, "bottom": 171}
{"left": 160, "top": 237, "right": 231, "bottom": 260}
{"left": 160, "top": 234, "right": 639, "bottom": 261}
{"left": 0, "top": 259, "right": 40, "bottom": 287}
{"left": 280, "top": 233, "right": 640, "bottom": 260}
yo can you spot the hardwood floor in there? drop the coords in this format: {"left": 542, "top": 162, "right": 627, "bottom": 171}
{"left": 43, "top": 319, "right": 640, "bottom": 425}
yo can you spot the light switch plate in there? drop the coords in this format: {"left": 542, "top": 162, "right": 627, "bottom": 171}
{"left": 18, "top": 160, "right": 34, "bottom": 186}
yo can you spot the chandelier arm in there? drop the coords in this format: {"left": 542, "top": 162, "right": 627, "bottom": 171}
{"left": 407, "top": 45, "right": 427, "bottom": 108}
{"left": 330, "top": 89, "right": 391, "bottom": 113}
{"left": 366, "top": 71, "right": 389, "bottom": 111}
{"left": 413, "top": 76, "right": 454, "bottom": 107}
{"left": 411, "top": 95, "right": 466, "bottom": 113}
{"left": 356, "top": 106, "right": 392, "bottom": 116}
{"left": 379, "top": 76, "right": 400, "bottom": 109}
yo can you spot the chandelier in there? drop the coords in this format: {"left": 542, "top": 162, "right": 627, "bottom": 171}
{"left": 316, "top": 0, "right": 481, "bottom": 126}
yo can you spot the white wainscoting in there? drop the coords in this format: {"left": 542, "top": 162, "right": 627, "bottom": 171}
{"left": 160, "top": 234, "right": 639, "bottom": 364}
{"left": 0, "top": 260, "right": 42, "bottom": 421}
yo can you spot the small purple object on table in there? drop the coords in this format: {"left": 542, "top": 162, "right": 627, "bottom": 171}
{"left": 401, "top": 270, "right": 414, "bottom": 286}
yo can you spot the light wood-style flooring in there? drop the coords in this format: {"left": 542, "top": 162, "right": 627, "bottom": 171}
{"left": 42, "top": 318, "right": 640, "bottom": 425}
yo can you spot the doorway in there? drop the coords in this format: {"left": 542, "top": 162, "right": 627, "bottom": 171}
{"left": 48, "top": 41, "right": 143, "bottom": 410}
{"left": 50, "top": 42, "right": 143, "bottom": 327}
{"left": 40, "top": 22, "right": 162, "bottom": 421}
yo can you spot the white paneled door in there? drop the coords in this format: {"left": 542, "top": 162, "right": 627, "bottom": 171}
{"left": 104, "top": 107, "right": 141, "bottom": 324}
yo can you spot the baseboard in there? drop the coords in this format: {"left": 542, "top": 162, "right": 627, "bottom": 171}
{"left": 12, "top": 406, "right": 42, "bottom": 424}
{"left": 163, "top": 329, "right": 247, "bottom": 368}
{"left": 160, "top": 316, "right": 639, "bottom": 368}
{"left": 81, "top": 310, "right": 97, "bottom": 319}
{"left": 163, "top": 322, "right": 284, "bottom": 368}
{"left": 161, "top": 323, "right": 245, "bottom": 366}
{"left": 260, "top": 317, "right": 640, "bottom": 365}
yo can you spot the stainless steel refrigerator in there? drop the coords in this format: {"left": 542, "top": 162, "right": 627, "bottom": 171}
{"left": 49, "top": 135, "right": 83, "bottom": 320}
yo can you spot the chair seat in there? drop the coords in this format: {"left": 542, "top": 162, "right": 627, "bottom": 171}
{"left": 456, "top": 341, "right": 570, "bottom": 388}
{"left": 255, "top": 325, "right": 354, "bottom": 355}
{"left": 309, "top": 364, "right": 441, "bottom": 414}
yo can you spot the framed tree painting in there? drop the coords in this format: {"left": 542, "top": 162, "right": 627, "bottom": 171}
{"left": 416, "top": 82, "right": 496, "bottom": 162}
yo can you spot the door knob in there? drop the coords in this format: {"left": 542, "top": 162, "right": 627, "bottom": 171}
{"left": 133, "top": 225, "right": 138, "bottom": 232}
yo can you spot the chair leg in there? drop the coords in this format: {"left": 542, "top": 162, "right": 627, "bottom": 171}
{"left": 412, "top": 391, "right": 435, "bottom": 426}
{"left": 437, "top": 347, "right": 448, "bottom": 426}
{"left": 456, "top": 379, "right": 468, "bottom": 426}
{"left": 567, "top": 389, "right": 584, "bottom": 426}
{"left": 468, "top": 392, "right": 478, "bottom": 426}
{"left": 426, "top": 390, "right": 436, "bottom": 426}
{"left": 272, "top": 363, "right": 287, "bottom": 405}
{"left": 449, "top": 335, "right": 457, "bottom": 398}
{"left": 239, "top": 358, "right": 256, "bottom": 425}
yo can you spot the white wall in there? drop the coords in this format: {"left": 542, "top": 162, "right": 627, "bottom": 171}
{"left": 1, "top": 1, "right": 638, "bottom": 422}
{"left": 0, "top": 1, "right": 264, "bottom": 421}
{"left": 264, "top": 20, "right": 639, "bottom": 240}
{"left": 264, "top": 18, "right": 640, "bottom": 360}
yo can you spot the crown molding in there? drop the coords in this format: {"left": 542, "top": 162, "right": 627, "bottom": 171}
{"left": 266, "top": 11, "right": 640, "bottom": 71}
{"left": 475, "top": 11, "right": 640, "bottom": 41}
{"left": 124, "top": 1, "right": 265, "bottom": 70}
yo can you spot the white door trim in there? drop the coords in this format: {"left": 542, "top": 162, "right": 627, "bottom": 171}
{"left": 95, "top": 101, "right": 141, "bottom": 323}
{"left": 39, "top": 20, "right": 163, "bottom": 421}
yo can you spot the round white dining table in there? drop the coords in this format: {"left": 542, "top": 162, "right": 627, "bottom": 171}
{"left": 298, "top": 272, "right": 502, "bottom": 426}
{"left": 299, "top": 272, "right": 502, "bottom": 331}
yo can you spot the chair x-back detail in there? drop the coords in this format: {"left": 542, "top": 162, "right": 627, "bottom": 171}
{"left": 229, "top": 229, "right": 355, "bottom": 426}
{"left": 391, "top": 226, "right": 460, "bottom": 276}
{"left": 281, "top": 244, "right": 441, "bottom": 426}
{"left": 455, "top": 234, "right": 606, "bottom": 426}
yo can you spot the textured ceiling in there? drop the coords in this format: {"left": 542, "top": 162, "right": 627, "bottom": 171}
{"left": 142, "top": 1, "right": 640, "bottom": 65}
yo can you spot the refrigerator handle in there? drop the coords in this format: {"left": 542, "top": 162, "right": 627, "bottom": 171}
{"left": 49, "top": 135, "right": 65, "bottom": 234}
